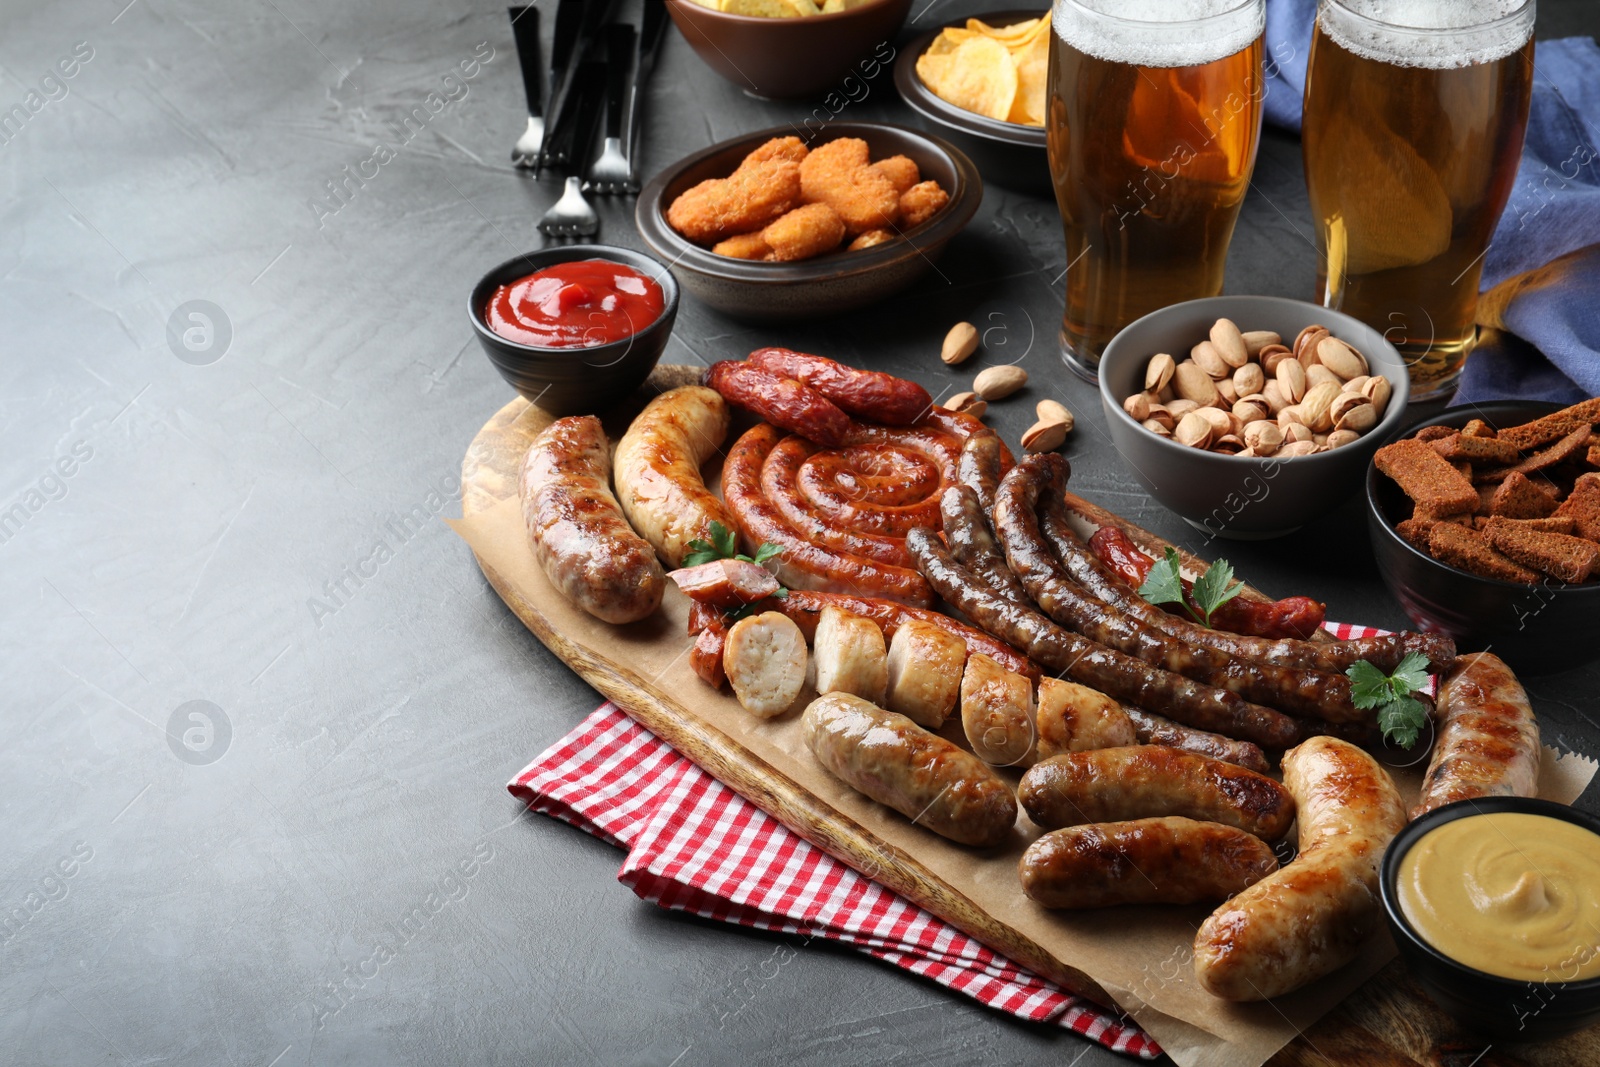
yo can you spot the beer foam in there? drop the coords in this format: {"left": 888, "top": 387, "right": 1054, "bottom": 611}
{"left": 1053, "top": 0, "right": 1264, "bottom": 69}
{"left": 1319, "top": 0, "right": 1532, "bottom": 69}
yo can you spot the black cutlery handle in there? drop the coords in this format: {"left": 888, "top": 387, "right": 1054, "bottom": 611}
{"left": 604, "top": 24, "right": 634, "bottom": 140}
{"left": 508, "top": 6, "right": 542, "bottom": 116}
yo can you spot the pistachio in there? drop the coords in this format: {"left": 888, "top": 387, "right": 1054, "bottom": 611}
{"left": 1190, "top": 340, "right": 1230, "bottom": 380}
{"left": 1342, "top": 374, "right": 1371, "bottom": 395}
{"left": 1316, "top": 336, "right": 1368, "bottom": 380}
{"left": 1276, "top": 358, "right": 1306, "bottom": 404}
{"left": 941, "top": 321, "right": 979, "bottom": 365}
{"left": 1165, "top": 398, "right": 1200, "bottom": 419}
{"left": 1258, "top": 344, "right": 1294, "bottom": 373}
{"left": 1021, "top": 419, "right": 1068, "bottom": 453}
{"left": 1145, "top": 353, "right": 1176, "bottom": 394}
{"left": 1197, "top": 406, "right": 1232, "bottom": 437}
{"left": 1145, "top": 404, "right": 1176, "bottom": 431}
{"left": 1173, "top": 361, "right": 1220, "bottom": 407}
{"left": 1242, "top": 420, "right": 1283, "bottom": 456}
{"left": 1278, "top": 439, "right": 1319, "bottom": 458}
{"left": 1260, "top": 381, "right": 1288, "bottom": 414}
{"left": 1142, "top": 417, "right": 1173, "bottom": 437}
{"left": 1209, "top": 318, "right": 1250, "bottom": 368}
{"left": 1333, "top": 397, "right": 1377, "bottom": 433}
{"left": 1232, "top": 398, "right": 1268, "bottom": 425}
{"left": 1299, "top": 380, "right": 1343, "bottom": 433}
{"left": 1283, "top": 421, "right": 1313, "bottom": 444}
{"left": 1036, "top": 399, "right": 1074, "bottom": 428}
{"left": 1293, "top": 324, "right": 1330, "bottom": 365}
{"left": 1123, "top": 392, "right": 1152, "bottom": 422}
{"left": 1306, "top": 363, "right": 1343, "bottom": 391}
{"left": 1326, "top": 429, "right": 1362, "bottom": 449}
{"left": 974, "top": 364, "right": 1027, "bottom": 400}
{"left": 1212, "top": 434, "right": 1245, "bottom": 455}
{"left": 1233, "top": 363, "right": 1265, "bottom": 397}
{"left": 1214, "top": 377, "right": 1239, "bottom": 407}
{"left": 942, "top": 391, "right": 987, "bottom": 417}
{"left": 1241, "top": 330, "right": 1282, "bottom": 356}
{"left": 1363, "top": 375, "right": 1392, "bottom": 415}
{"left": 1174, "top": 411, "right": 1213, "bottom": 449}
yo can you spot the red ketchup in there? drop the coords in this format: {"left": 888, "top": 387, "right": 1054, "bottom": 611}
{"left": 485, "top": 259, "right": 664, "bottom": 348}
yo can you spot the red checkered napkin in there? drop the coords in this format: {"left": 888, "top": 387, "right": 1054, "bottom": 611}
{"left": 509, "top": 706, "right": 1158, "bottom": 1058}
{"left": 507, "top": 622, "right": 1395, "bottom": 1061}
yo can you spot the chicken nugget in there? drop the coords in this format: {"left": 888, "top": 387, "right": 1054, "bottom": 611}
{"left": 667, "top": 158, "right": 802, "bottom": 245}
{"left": 799, "top": 138, "right": 900, "bottom": 235}
{"left": 870, "top": 155, "right": 921, "bottom": 194}
{"left": 847, "top": 229, "right": 896, "bottom": 252}
{"left": 899, "top": 180, "right": 950, "bottom": 227}
{"left": 761, "top": 202, "right": 846, "bottom": 262}
{"left": 713, "top": 231, "right": 774, "bottom": 260}
{"left": 739, "top": 136, "right": 809, "bottom": 170}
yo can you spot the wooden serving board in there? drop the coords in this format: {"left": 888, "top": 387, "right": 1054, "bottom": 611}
{"left": 457, "top": 371, "right": 1598, "bottom": 1067}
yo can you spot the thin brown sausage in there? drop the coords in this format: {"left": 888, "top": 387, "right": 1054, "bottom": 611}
{"left": 1018, "top": 746, "right": 1296, "bottom": 841}
{"left": 907, "top": 528, "right": 1300, "bottom": 748}
{"left": 1123, "top": 708, "right": 1270, "bottom": 773}
{"left": 941, "top": 483, "right": 1031, "bottom": 607}
{"left": 956, "top": 428, "right": 1008, "bottom": 517}
{"left": 803, "top": 692, "right": 1017, "bottom": 847}
{"left": 1020, "top": 817, "right": 1278, "bottom": 910}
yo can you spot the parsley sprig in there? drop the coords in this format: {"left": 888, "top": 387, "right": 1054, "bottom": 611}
{"left": 1348, "top": 653, "right": 1432, "bottom": 748}
{"left": 1138, "top": 548, "right": 1245, "bottom": 627}
{"left": 681, "top": 521, "right": 787, "bottom": 620}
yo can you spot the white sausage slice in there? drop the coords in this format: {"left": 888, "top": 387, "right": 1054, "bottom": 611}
{"left": 1034, "top": 678, "right": 1137, "bottom": 761}
{"left": 812, "top": 605, "right": 888, "bottom": 706}
{"left": 884, "top": 618, "right": 966, "bottom": 729}
{"left": 960, "top": 653, "right": 1037, "bottom": 768}
{"left": 724, "top": 611, "right": 808, "bottom": 719}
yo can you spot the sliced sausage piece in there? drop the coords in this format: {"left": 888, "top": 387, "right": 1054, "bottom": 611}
{"left": 884, "top": 618, "right": 967, "bottom": 729}
{"left": 1412, "top": 651, "right": 1541, "bottom": 819}
{"left": 813, "top": 605, "right": 888, "bottom": 705}
{"left": 1018, "top": 746, "right": 1296, "bottom": 841}
{"left": 1193, "top": 737, "right": 1406, "bottom": 1001}
{"left": 961, "top": 653, "right": 1037, "bottom": 768}
{"left": 520, "top": 415, "right": 665, "bottom": 624}
{"left": 613, "top": 385, "right": 735, "bottom": 568}
{"left": 691, "top": 619, "right": 728, "bottom": 690}
{"left": 667, "top": 558, "right": 782, "bottom": 609}
{"left": 1020, "top": 817, "right": 1278, "bottom": 910}
{"left": 1034, "top": 679, "right": 1137, "bottom": 760}
{"left": 803, "top": 692, "right": 1016, "bottom": 847}
{"left": 724, "top": 611, "right": 808, "bottom": 719}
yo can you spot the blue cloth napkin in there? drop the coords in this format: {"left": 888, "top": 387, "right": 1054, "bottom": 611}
{"left": 1260, "top": 1, "right": 1600, "bottom": 405}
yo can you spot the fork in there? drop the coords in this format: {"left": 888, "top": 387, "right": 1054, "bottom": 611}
{"left": 537, "top": 176, "right": 600, "bottom": 239}
{"left": 585, "top": 24, "right": 636, "bottom": 195}
{"left": 508, "top": 7, "right": 543, "bottom": 169}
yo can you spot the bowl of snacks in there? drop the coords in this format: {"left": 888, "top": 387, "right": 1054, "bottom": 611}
{"left": 1366, "top": 398, "right": 1600, "bottom": 674}
{"left": 1382, "top": 796, "right": 1600, "bottom": 1039}
{"left": 1098, "top": 295, "right": 1410, "bottom": 538}
{"left": 893, "top": 10, "right": 1050, "bottom": 194}
{"left": 468, "top": 244, "right": 679, "bottom": 415}
{"left": 637, "top": 123, "right": 980, "bottom": 321}
{"left": 666, "top": 0, "right": 912, "bottom": 100}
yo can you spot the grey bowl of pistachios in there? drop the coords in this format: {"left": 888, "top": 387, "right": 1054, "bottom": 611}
{"left": 1097, "top": 295, "right": 1410, "bottom": 540}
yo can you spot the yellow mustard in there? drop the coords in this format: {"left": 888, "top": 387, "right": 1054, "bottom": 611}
{"left": 1397, "top": 812, "right": 1600, "bottom": 983}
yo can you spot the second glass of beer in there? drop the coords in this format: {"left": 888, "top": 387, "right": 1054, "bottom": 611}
{"left": 1046, "top": 0, "right": 1266, "bottom": 379}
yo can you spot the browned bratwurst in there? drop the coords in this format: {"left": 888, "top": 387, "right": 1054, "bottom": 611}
{"left": 907, "top": 528, "right": 1300, "bottom": 748}
{"left": 1193, "top": 737, "right": 1406, "bottom": 1001}
{"left": 1036, "top": 490, "right": 1455, "bottom": 675}
{"left": 802, "top": 692, "right": 1017, "bottom": 847}
{"left": 1123, "top": 707, "right": 1270, "bottom": 773}
{"left": 1412, "top": 651, "right": 1541, "bottom": 819}
{"left": 1018, "top": 746, "right": 1296, "bottom": 841}
{"left": 955, "top": 426, "right": 1008, "bottom": 518}
{"left": 940, "top": 482, "right": 1031, "bottom": 607}
{"left": 1020, "top": 817, "right": 1278, "bottom": 909}
{"left": 519, "top": 416, "right": 665, "bottom": 625}
{"left": 994, "top": 455, "right": 1369, "bottom": 724}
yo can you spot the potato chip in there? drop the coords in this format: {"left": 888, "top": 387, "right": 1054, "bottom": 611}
{"left": 1007, "top": 26, "right": 1049, "bottom": 126}
{"left": 919, "top": 35, "right": 1018, "bottom": 122}
{"left": 968, "top": 15, "right": 1047, "bottom": 43}
{"left": 720, "top": 0, "right": 812, "bottom": 16}
{"left": 821, "top": 0, "right": 875, "bottom": 10}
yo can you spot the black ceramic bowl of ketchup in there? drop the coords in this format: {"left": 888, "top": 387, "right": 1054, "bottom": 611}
{"left": 468, "top": 245, "right": 679, "bottom": 416}
{"left": 1381, "top": 797, "right": 1600, "bottom": 1041}
{"left": 1365, "top": 400, "right": 1600, "bottom": 676}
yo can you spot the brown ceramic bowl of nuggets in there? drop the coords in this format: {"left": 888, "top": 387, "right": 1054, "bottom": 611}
{"left": 1367, "top": 398, "right": 1600, "bottom": 675}
{"left": 636, "top": 123, "right": 981, "bottom": 321}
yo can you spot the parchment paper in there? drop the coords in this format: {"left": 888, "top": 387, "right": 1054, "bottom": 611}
{"left": 451, "top": 493, "right": 1597, "bottom": 1067}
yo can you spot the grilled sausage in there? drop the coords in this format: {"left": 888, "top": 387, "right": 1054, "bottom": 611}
{"left": 1123, "top": 708, "right": 1270, "bottom": 773}
{"left": 1018, "top": 746, "right": 1296, "bottom": 841}
{"left": 995, "top": 455, "right": 1369, "bottom": 724}
{"left": 763, "top": 436, "right": 917, "bottom": 567}
{"left": 747, "top": 347, "right": 933, "bottom": 425}
{"left": 884, "top": 618, "right": 966, "bottom": 729}
{"left": 722, "top": 424, "right": 935, "bottom": 606}
{"left": 705, "top": 361, "right": 850, "bottom": 447}
{"left": 1041, "top": 493, "right": 1455, "bottom": 674}
{"left": 907, "top": 527, "right": 1300, "bottom": 748}
{"left": 1034, "top": 678, "right": 1137, "bottom": 760}
{"left": 956, "top": 425, "right": 1008, "bottom": 517}
{"left": 667, "top": 558, "right": 780, "bottom": 609}
{"left": 941, "top": 483, "right": 1031, "bottom": 607}
{"left": 1193, "top": 737, "right": 1406, "bottom": 1001}
{"left": 724, "top": 610, "right": 808, "bottom": 718}
{"left": 613, "top": 385, "right": 735, "bottom": 568}
{"left": 1020, "top": 817, "right": 1278, "bottom": 910}
{"left": 1412, "top": 651, "right": 1540, "bottom": 819}
{"left": 960, "top": 652, "right": 1037, "bottom": 767}
{"left": 691, "top": 618, "right": 728, "bottom": 689}
{"left": 813, "top": 604, "right": 888, "bottom": 705}
{"left": 802, "top": 692, "right": 1017, "bottom": 847}
{"left": 520, "top": 416, "right": 665, "bottom": 624}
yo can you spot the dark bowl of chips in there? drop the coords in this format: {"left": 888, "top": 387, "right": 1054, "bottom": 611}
{"left": 1366, "top": 400, "right": 1600, "bottom": 676}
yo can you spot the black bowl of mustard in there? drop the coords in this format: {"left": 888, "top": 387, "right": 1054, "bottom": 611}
{"left": 469, "top": 245, "right": 679, "bottom": 416}
{"left": 1381, "top": 797, "right": 1600, "bottom": 1040}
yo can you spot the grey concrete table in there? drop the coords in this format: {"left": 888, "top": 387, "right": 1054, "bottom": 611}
{"left": 3, "top": 2, "right": 1597, "bottom": 1065}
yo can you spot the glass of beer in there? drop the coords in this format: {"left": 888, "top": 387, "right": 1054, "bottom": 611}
{"left": 1302, "top": 1, "right": 1535, "bottom": 401}
{"left": 1047, "top": 0, "right": 1266, "bottom": 380}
